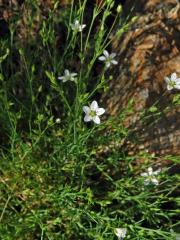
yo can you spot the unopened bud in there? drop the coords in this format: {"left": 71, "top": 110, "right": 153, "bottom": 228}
{"left": 117, "top": 4, "right": 122, "bottom": 14}
{"left": 131, "top": 16, "right": 138, "bottom": 23}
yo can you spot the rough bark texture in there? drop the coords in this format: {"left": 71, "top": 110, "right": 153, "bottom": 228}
{"left": 0, "top": 0, "right": 70, "bottom": 41}
{"left": 1, "top": 0, "right": 179, "bottom": 156}
{"left": 102, "top": 0, "right": 180, "bottom": 156}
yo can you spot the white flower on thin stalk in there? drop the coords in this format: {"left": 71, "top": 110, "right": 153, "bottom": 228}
{"left": 58, "top": 69, "right": 77, "bottom": 83}
{"left": 165, "top": 72, "right": 180, "bottom": 90}
{"left": 115, "top": 228, "right": 127, "bottom": 240}
{"left": 83, "top": 100, "right": 105, "bottom": 124}
{"left": 70, "top": 19, "right": 86, "bottom": 32}
{"left": 141, "top": 167, "right": 161, "bottom": 185}
{"left": 98, "top": 50, "right": 118, "bottom": 68}
{"left": 55, "top": 118, "right": 61, "bottom": 124}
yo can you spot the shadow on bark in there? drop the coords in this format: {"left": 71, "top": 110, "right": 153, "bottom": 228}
{"left": 102, "top": 0, "right": 180, "bottom": 156}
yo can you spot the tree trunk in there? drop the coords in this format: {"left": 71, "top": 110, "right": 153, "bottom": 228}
{"left": 102, "top": 0, "right": 180, "bottom": 156}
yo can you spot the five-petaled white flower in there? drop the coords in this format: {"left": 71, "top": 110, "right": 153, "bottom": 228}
{"left": 165, "top": 72, "right": 180, "bottom": 91}
{"left": 83, "top": 100, "right": 105, "bottom": 124}
{"left": 70, "top": 19, "right": 86, "bottom": 32}
{"left": 98, "top": 50, "right": 118, "bottom": 68}
{"left": 141, "top": 167, "right": 161, "bottom": 185}
{"left": 58, "top": 69, "right": 77, "bottom": 83}
{"left": 115, "top": 228, "right": 127, "bottom": 240}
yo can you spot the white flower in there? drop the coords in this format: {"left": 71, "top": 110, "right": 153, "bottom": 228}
{"left": 70, "top": 19, "right": 86, "bottom": 32}
{"left": 83, "top": 100, "right": 105, "bottom": 124}
{"left": 141, "top": 167, "right": 161, "bottom": 185}
{"left": 115, "top": 228, "right": 127, "bottom": 239}
{"left": 165, "top": 72, "right": 180, "bottom": 90}
{"left": 58, "top": 69, "right": 77, "bottom": 83}
{"left": 55, "top": 118, "right": 61, "bottom": 123}
{"left": 98, "top": 50, "right": 118, "bottom": 68}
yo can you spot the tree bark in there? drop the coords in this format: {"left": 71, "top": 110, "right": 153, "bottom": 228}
{"left": 102, "top": 0, "right": 180, "bottom": 156}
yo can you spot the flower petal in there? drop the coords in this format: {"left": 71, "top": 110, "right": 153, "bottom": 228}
{"left": 175, "top": 78, "right": 180, "bottom": 86}
{"left": 98, "top": 56, "right": 106, "bottom": 61}
{"left": 96, "top": 108, "right": 105, "bottom": 116}
{"left": 111, "top": 60, "right": 118, "bottom": 65}
{"left": 167, "top": 84, "right": 173, "bottom": 91}
{"left": 171, "top": 72, "right": 177, "bottom": 81}
{"left": 84, "top": 115, "right": 92, "bottom": 122}
{"left": 71, "top": 73, "right": 77, "bottom": 77}
{"left": 90, "top": 101, "right": 98, "bottom": 111}
{"left": 154, "top": 168, "right": 161, "bottom": 175}
{"left": 70, "top": 24, "right": 74, "bottom": 29}
{"left": 106, "top": 62, "right": 111, "bottom": 68}
{"left": 151, "top": 178, "right": 159, "bottom": 185}
{"left": 93, "top": 116, "right": 100, "bottom": 124}
{"left": 78, "top": 24, "right": 86, "bottom": 32}
{"left": 75, "top": 20, "right": 79, "bottom": 25}
{"left": 144, "top": 179, "right": 150, "bottom": 185}
{"left": 115, "top": 228, "right": 127, "bottom": 238}
{"left": 164, "top": 77, "right": 169, "bottom": 83}
{"left": 175, "top": 84, "right": 180, "bottom": 89}
{"left": 65, "top": 69, "right": 69, "bottom": 75}
{"left": 148, "top": 167, "right": 153, "bottom": 175}
{"left": 83, "top": 106, "right": 90, "bottom": 114}
{"left": 103, "top": 50, "right": 109, "bottom": 57}
{"left": 141, "top": 172, "right": 148, "bottom": 177}
{"left": 110, "top": 52, "right": 116, "bottom": 58}
{"left": 58, "top": 76, "right": 64, "bottom": 80}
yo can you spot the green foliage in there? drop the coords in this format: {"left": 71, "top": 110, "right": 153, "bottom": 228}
{"left": 0, "top": 1, "right": 179, "bottom": 239}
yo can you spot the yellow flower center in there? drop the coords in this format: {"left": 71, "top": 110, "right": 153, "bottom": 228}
{"left": 169, "top": 80, "right": 176, "bottom": 87}
{"left": 89, "top": 110, "right": 96, "bottom": 117}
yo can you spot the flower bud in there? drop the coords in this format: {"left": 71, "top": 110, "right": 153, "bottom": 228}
{"left": 116, "top": 4, "right": 122, "bottom": 14}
